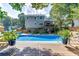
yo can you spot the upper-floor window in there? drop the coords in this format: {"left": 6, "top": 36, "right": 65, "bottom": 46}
{"left": 40, "top": 16, "right": 42, "bottom": 19}
{"left": 34, "top": 17, "right": 36, "bottom": 19}
{"left": 40, "top": 16, "right": 44, "bottom": 19}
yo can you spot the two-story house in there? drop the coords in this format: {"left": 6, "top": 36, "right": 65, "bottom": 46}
{"left": 25, "top": 14, "right": 46, "bottom": 29}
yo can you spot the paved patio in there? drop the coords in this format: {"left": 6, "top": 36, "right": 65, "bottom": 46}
{"left": 15, "top": 41, "right": 77, "bottom": 56}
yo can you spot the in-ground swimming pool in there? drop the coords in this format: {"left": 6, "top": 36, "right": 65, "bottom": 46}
{"left": 17, "top": 34, "right": 63, "bottom": 44}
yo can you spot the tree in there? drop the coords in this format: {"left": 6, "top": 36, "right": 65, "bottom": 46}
{"left": 9, "top": 3, "right": 25, "bottom": 11}
{"left": 9, "top": 3, "right": 79, "bottom": 28}
{"left": 0, "top": 7, "right": 7, "bottom": 22}
{"left": 50, "top": 3, "right": 79, "bottom": 28}
{"left": 50, "top": 4, "right": 69, "bottom": 29}
{"left": 9, "top": 3, "right": 49, "bottom": 11}
{"left": 65, "top": 3, "right": 78, "bottom": 27}
{"left": 18, "top": 13, "right": 25, "bottom": 29}
{"left": 31, "top": 3, "right": 48, "bottom": 9}
{"left": 2, "top": 16, "right": 11, "bottom": 31}
{"left": 9, "top": 3, "right": 26, "bottom": 29}
{"left": 11, "top": 18, "right": 18, "bottom": 26}
{"left": 31, "top": 3, "right": 79, "bottom": 28}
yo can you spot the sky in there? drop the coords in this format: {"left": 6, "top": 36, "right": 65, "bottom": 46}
{"left": 0, "top": 3, "right": 52, "bottom": 19}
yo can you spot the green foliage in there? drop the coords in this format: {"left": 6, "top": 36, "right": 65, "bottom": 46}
{"left": 50, "top": 4, "right": 68, "bottom": 19}
{"left": 11, "top": 19, "right": 18, "bottom": 26}
{"left": 50, "top": 3, "right": 79, "bottom": 28}
{"left": 18, "top": 13, "right": 25, "bottom": 29}
{"left": 9, "top": 3, "right": 79, "bottom": 19}
{"left": 31, "top": 31, "right": 39, "bottom": 34}
{"left": 0, "top": 7, "right": 7, "bottom": 20}
{"left": 30, "top": 29, "right": 47, "bottom": 34}
{"left": 2, "top": 30, "right": 19, "bottom": 41}
{"left": 8, "top": 3, "right": 79, "bottom": 28}
{"left": 38, "top": 30, "right": 47, "bottom": 34}
{"left": 9, "top": 3, "right": 48, "bottom": 10}
{"left": 31, "top": 3, "right": 48, "bottom": 9}
{"left": 9, "top": 3, "right": 25, "bottom": 11}
{"left": 66, "top": 3, "right": 79, "bottom": 19}
{"left": 57, "top": 29, "right": 70, "bottom": 39}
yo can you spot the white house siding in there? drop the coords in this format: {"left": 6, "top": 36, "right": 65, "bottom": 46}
{"left": 74, "top": 20, "right": 79, "bottom": 27}
{"left": 25, "top": 15, "right": 45, "bottom": 29}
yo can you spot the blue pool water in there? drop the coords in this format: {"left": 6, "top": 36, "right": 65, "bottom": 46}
{"left": 17, "top": 34, "right": 63, "bottom": 43}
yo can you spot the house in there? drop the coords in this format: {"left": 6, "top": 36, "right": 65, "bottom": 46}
{"left": 68, "top": 20, "right": 79, "bottom": 31}
{"left": 73, "top": 19, "right": 79, "bottom": 27}
{"left": 25, "top": 14, "right": 46, "bottom": 29}
{"left": 25, "top": 14, "right": 54, "bottom": 29}
{"left": 24, "top": 14, "right": 54, "bottom": 33}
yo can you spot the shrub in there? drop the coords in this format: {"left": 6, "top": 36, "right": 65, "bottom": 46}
{"left": 2, "top": 30, "right": 19, "bottom": 41}
{"left": 57, "top": 29, "right": 70, "bottom": 39}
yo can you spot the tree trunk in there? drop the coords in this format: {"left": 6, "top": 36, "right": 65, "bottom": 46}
{"left": 71, "top": 20, "right": 74, "bottom": 27}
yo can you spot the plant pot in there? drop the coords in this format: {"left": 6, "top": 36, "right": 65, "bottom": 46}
{"left": 62, "top": 38, "right": 68, "bottom": 44}
{"left": 8, "top": 40, "right": 16, "bottom": 46}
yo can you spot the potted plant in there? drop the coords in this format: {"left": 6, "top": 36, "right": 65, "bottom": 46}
{"left": 2, "top": 30, "right": 19, "bottom": 46}
{"left": 57, "top": 29, "right": 70, "bottom": 44}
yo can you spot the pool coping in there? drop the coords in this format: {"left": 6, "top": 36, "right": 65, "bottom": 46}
{"left": 16, "top": 41, "right": 62, "bottom": 44}
{"left": 21, "top": 33, "right": 61, "bottom": 36}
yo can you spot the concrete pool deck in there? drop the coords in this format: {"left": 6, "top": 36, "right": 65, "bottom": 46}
{"left": 15, "top": 41, "right": 77, "bottom": 56}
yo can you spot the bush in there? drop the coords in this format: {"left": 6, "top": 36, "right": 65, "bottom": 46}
{"left": 30, "top": 28, "right": 47, "bottom": 34}
{"left": 2, "top": 30, "right": 19, "bottom": 41}
{"left": 57, "top": 29, "right": 70, "bottom": 39}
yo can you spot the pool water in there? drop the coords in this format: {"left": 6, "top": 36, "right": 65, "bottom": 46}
{"left": 17, "top": 34, "right": 63, "bottom": 43}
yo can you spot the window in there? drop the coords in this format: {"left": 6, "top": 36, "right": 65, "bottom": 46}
{"left": 40, "top": 16, "right": 42, "bottom": 19}
{"left": 34, "top": 17, "right": 36, "bottom": 19}
{"left": 40, "top": 16, "right": 44, "bottom": 19}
